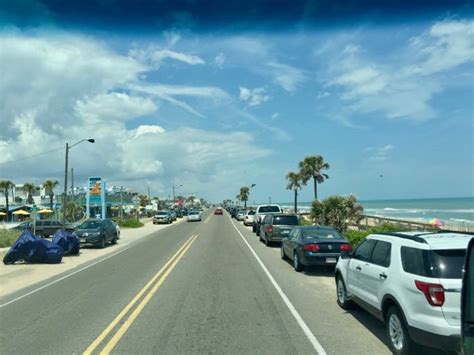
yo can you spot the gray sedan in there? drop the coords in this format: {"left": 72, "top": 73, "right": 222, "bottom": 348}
{"left": 281, "top": 226, "right": 353, "bottom": 272}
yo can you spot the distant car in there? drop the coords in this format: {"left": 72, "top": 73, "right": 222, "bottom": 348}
{"left": 253, "top": 204, "right": 283, "bottom": 234}
{"left": 230, "top": 207, "right": 239, "bottom": 219}
{"left": 187, "top": 210, "right": 201, "bottom": 222}
{"left": 259, "top": 213, "right": 299, "bottom": 246}
{"left": 169, "top": 210, "right": 177, "bottom": 221}
{"left": 462, "top": 237, "right": 474, "bottom": 354}
{"left": 175, "top": 209, "right": 183, "bottom": 218}
{"left": 281, "top": 226, "right": 352, "bottom": 271}
{"left": 153, "top": 211, "right": 172, "bottom": 224}
{"left": 236, "top": 209, "right": 247, "bottom": 221}
{"left": 243, "top": 210, "right": 255, "bottom": 226}
{"left": 75, "top": 219, "right": 119, "bottom": 248}
{"left": 214, "top": 208, "right": 223, "bottom": 215}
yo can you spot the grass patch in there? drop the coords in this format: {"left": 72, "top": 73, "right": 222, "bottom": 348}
{"left": 116, "top": 218, "right": 144, "bottom": 228}
{"left": 0, "top": 229, "right": 21, "bottom": 248}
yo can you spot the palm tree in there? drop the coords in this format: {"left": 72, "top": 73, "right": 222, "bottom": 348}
{"left": 0, "top": 180, "right": 14, "bottom": 221}
{"left": 43, "top": 180, "right": 59, "bottom": 210}
{"left": 286, "top": 171, "right": 303, "bottom": 213}
{"left": 299, "top": 155, "right": 330, "bottom": 201}
{"left": 23, "top": 183, "right": 39, "bottom": 205}
{"left": 240, "top": 186, "right": 250, "bottom": 208}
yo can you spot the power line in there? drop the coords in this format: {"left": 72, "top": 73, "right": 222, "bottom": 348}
{"left": 0, "top": 146, "right": 64, "bottom": 166}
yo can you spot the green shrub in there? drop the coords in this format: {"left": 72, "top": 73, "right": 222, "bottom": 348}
{"left": 0, "top": 229, "right": 21, "bottom": 248}
{"left": 345, "top": 223, "right": 410, "bottom": 246}
{"left": 117, "top": 218, "right": 144, "bottom": 228}
{"left": 311, "top": 195, "right": 364, "bottom": 233}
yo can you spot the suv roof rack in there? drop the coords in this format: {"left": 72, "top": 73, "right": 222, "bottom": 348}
{"left": 375, "top": 232, "right": 428, "bottom": 244}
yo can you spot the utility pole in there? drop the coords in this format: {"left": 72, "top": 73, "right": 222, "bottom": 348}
{"left": 71, "top": 168, "right": 74, "bottom": 202}
{"left": 62, "top": 143, "right": 69, "bottom": 224}
{"left": 269, "top": 196, "right": 272, "bottom": 204}
{"left": 120, "top": 186, "right": 123, "bottom": 219}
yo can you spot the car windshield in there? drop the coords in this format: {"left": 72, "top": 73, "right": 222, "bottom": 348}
{"left": 273, "top": 216, "right": 298, "bottom": 225}
{"left": 156, "top": 212, "right": 168, "bottom": 216}
{"left": 302, "top": 229, "right": 344, "bottom": 240}
{"left": 80, "top": 221, "right": 101, "bottom": 229}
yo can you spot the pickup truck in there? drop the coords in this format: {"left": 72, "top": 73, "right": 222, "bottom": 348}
{"left": 252, "top": 204, "right": 283, "bottom": 234}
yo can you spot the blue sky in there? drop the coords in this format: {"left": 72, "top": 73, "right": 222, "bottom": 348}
{"left": 0, "top": 1, "right": 473, "bottom": 203}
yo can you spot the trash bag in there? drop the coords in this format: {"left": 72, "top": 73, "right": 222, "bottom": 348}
{"left": 3, "top": 230, "right": 64, "bottom": 264}
{"left": 3, "top": 230, "right": 39, "bottom": 264}
{"left": 52, "top": 229, "right": 80, "bottom": 255}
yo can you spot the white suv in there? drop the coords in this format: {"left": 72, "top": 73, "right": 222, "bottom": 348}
{"left": 335, "top": 231, "right": 472, "bottom": 354}
{"left": 252, "top": 204, "right": 283, "bottom": 234}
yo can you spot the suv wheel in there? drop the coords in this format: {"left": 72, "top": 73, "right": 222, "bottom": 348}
{"left": 336, "top": 276, "right": 353, "bottom": 310}
{"left": 293, "top": 252, "right": 303, "bottom": 272}
{"left": 386, "top": 306, "right": 413, "bottom": 355}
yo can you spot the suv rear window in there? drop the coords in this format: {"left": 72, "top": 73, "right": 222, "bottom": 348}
{"left": 258, "top": 206, "right": 280, "bottom": 213}
{"left": 273, "top": 216, "right": 298, "bottom": 225}
{"left": 401, "top": 247, "right": 466, "bottom": 279}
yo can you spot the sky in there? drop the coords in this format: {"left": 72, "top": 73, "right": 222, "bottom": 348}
{"left": 0, "top": 0, "right": 473, "bottom": 203}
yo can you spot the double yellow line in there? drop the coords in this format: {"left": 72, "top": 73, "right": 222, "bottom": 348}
{"left": 83, "top": 234, "right": 199, "bottom": 355}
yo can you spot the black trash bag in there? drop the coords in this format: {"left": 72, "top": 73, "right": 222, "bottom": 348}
{"left": 3, "top": 230, "right": 39, "bottom": 264}
{"left": 52, "top": 229, "right": 80, "bottom": 255}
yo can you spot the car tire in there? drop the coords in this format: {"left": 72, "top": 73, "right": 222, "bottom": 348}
{"left": 293, "top": 252, "right": 303, "bottom": 272}
{"left": 252, "top": 225, "right": 256, "bottom": 233}
{"left": 386, "top": 306, "right": 414, "bottom": 355}
{"left": 336, "top": 276, "right": 354, "bottom": 310}
{"left": 281, "top": 246, "right": 287, "bottom": 260}
{"left": 98, "top": 236, "right": 106, "bottom": 249}
{"left": 264, "top": 235, "right": 270, "bottom": 247}
{"left": 111, "top": 233, "right": 118, "bottom": 245}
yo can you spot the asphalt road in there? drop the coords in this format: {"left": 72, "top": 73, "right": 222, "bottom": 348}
{"left": 0, "top": 210, "right": 441, "bottom": 354}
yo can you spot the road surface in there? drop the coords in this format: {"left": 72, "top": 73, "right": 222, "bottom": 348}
{"left": 0, "top": 210, "right": 409, "bottom": 354}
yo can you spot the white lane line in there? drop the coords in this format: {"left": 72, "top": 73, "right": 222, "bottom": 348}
{"left": 228, "top": 216, "right": 327, "bottom": 355}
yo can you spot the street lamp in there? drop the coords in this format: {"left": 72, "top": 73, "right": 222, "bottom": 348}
{"left": 62, "top": 138, "right": 95, "bottom": 224}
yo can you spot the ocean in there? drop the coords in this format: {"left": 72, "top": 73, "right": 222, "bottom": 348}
{"left": 275, "top": 197, "right": 474, "bottom": 226}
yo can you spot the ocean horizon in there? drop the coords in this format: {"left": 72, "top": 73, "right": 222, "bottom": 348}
{"left": 263, "top": 197, "right": 474, "bottom": 225}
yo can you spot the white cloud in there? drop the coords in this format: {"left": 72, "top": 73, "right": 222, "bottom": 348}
{"left": 214, "top": 52, "right": 225, "bottom": 67}
{"left": 325, "top": 19, "right": 473, "bottom": 122}
{"left": 239, "top": 86, "right": 270, "bottom": 106}
{"left": 267, "top": 62, "right": 306, "bottom": 92}
{"left": 134, "top": 125, "right": 166, "bottom": 138}
{"left": 369, "top": 144, "right": 395, "bottom": 161}
{"left": 129, "top": 46, "right": 204, "bottom": 68}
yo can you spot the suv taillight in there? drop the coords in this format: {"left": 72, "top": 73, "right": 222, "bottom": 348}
{"left": 266, "top": 225, "right": 273, "bottom": 233}
{"left": 303, "top": 243, "right": 320, "bottom": 252}
{"left": 415, "top": 280, "right": 445, "bottom": 307}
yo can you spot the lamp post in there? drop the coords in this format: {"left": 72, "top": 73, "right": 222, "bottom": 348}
{"left": 62, "top": 138, "right": 95, "bottom": 224}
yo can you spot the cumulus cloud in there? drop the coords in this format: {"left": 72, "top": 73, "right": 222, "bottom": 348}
{"left": 0, "top": 31, "right": 268, "bottom": 200}
{"left": 239, "top": 86, "right": 270, "bottom": 106}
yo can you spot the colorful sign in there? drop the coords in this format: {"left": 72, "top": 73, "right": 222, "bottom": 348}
{"left": 86, "top": 177, "right": 106, "bottom": 219}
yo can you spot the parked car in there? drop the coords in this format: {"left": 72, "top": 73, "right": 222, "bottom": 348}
{"left": 169, "top": 210, "right": 177, "bottom": 221}
{"left": 187, "top": 210, "right": 201, "bottom": 222}
{"left": 230, "top": 207, "right": 239, "bottom": 219}
{"left": 335, "top": 231, "right": 472, "bottom": 354}
{"left": 153, "top": 211, "right": 172, "bottom": 224}
{"left": 243, "top": 210, "right": 255, "bottom": 226}
{"left": 214, "top": 208, "right": 223, "bottom": 215}
{"left": 253, "top": 204, "right": 283, "bottom": 234}
{"left": 11, "top": 221, "right": 33, "bottom": 232}
{"left": 281, "top": 226, "right": 352, "bottom": 270}
{"left": 236, "top": 209, "right": 247, "bottom": 221}
{"left": 75, "top": 219, "right": 119, "bottom": 248}
{"left": 259, "top": 213, "right": 299, "bottom": 246}
{"left": 461, "top": 237, "right": 474, "bottom": 355}
{"left": 175, "top": 209, "right": 183, "bottom": 218}
{"left": 15, "top": 220, "right": 75, "bottom": 238}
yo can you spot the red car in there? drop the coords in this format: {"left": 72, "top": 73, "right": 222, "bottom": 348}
{"left": 214, "top": 208, "right": 223, "bottom": 215}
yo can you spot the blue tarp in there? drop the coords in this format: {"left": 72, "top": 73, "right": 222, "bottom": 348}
{"left": 3, "top": 230, "right": 64, "bottom": 265}
{"left": 52, "top": 229, "right": 80, "bottom": 255}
